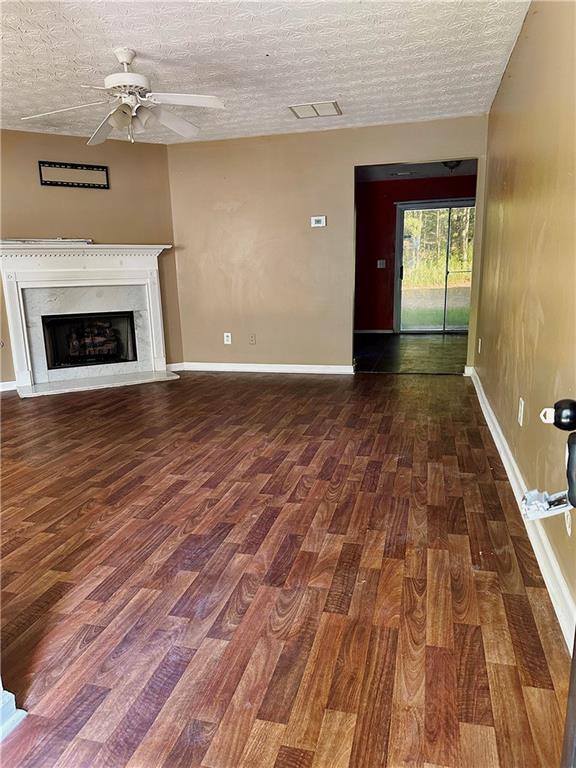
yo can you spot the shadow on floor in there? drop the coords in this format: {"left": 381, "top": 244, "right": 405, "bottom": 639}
{"left": 353, "top": 332, "right": 468, "bottom": 374}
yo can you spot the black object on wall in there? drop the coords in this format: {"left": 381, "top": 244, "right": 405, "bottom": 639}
{"left": 38, "top": 161, "right": 109, "bottom": 189}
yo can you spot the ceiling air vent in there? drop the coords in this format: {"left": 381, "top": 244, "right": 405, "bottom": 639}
{"left": 289, "top": 101, "right": 342, "bottom": 119}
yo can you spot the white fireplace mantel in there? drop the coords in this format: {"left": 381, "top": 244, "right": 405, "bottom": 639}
{"left": 0, "top": 242, "right": 178, "bottom": 397}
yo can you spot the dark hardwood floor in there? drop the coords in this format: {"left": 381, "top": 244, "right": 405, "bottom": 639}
{"left": 354, "top": 333, "right": 469, "bottom": 374}
{"left": 0, "top": 372, "right": 570, "bottom": 767}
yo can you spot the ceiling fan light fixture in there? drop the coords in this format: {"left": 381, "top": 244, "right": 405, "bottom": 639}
{"left": 133, "top": 105, "right": 156, "bottom": 132}
{"left": 107, "top": 103, "right": 133, "bottom": 130}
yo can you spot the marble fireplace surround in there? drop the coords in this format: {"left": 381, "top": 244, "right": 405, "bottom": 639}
{"left": 0, "top": 243, "right": 178, "bottom": 397}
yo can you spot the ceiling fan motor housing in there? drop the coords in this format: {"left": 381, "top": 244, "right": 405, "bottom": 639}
{"left": 114, "top": 47, "right": 136, "bottom": 66}
{"left": 104, "top": 72, "right": 150, "bottom": 94}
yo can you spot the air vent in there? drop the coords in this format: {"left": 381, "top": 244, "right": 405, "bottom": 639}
{"left": 289, "top": 101, "right": 342, "bottom": 119}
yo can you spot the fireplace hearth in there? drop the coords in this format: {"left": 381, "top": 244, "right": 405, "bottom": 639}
{"left": 42, "top": 311, "right": 137, "bottom": 369}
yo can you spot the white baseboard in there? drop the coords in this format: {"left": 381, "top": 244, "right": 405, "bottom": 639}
{"left": 463, "top": 365, "right": 475, "bottom": 377}
{"left": 0, "top": 380, "right": 17, "bottom": 392}
{"left": 469, "top": 367, "right": 576, "bottom": 651}
{"left": 167, "top": 362, "right": 354, "bottom": 375}
{"left": 0, "top": 689, "right": 26, "bottom": 741}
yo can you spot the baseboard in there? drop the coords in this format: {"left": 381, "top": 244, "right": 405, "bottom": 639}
{"left": 167, "top": 362, "right": 354, "bottom": 375}
{"left": 463, "top": 365, "right": 475, "bottom": 377}
{"left": 0, "top": 689, "right": 26, "bottom": 740}
{"left": 0, "top": 380, "right": 17, "bottom": 392}
{"left": 469, "top": 367, "right": 576, "bottom": 651}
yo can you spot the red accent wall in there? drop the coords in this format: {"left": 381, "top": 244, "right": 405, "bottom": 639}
{"left": 354, "top": 175, "right": 477, "bottom": 330}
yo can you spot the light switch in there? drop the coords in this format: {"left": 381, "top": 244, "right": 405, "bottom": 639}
{"left": 377, "top": 259, "right": 386, "bottom": 269}
{"left": 311, "top": 215, "right": 326, "bottom": 228}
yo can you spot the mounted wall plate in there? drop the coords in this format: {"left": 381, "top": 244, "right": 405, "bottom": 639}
{"left": 311, "top": 216, "right": 326, "bottom": 228}
{"left": 38, "top": 161, "right": 109, "bottom": 189}
{"left": 522, "top": 488, "right": 573, "bottom": 521}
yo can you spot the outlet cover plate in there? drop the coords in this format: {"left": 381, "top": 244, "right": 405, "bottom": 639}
{"left": 224, "top": 332, "right": 232, "bottom": 345}
{"left": 311, "top": 215, "right": 326, "bottom": 228}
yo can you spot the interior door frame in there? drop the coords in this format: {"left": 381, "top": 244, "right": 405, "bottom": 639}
{"left": 393, "top": 197, "right": 476, "bottom": 333}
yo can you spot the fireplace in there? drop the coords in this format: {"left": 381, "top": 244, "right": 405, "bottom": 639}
{"left": 42, "top": 311, "right": 137, "bottom": 370}
{"left": 1, "top": 242, "right": 178, "bottom": 397}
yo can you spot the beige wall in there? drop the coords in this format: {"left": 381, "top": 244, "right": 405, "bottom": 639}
{"left": 0, "top": 129, "right": 182, "bottom": 379}
{"left": 167, "top": 116, "right": 487, "bottom": 365}
{"left": 1, "top": 118, "right": 487, "bottom": 379}
{"left": 476, "top": 1, "right": 576, "bottom": 596}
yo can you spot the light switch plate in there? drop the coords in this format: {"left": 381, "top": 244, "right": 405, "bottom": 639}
{"left": 377, "top": 259, "right": 386, "bottom": 269}
{"left": 311, "top": 215, "right": 326, "bottom": 228}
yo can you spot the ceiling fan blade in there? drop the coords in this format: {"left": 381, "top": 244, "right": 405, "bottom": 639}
{"left": 146, "top": 92, "right": 224, "bottom": 109}
{"left": 87, "top": 110, "right": 115, "bottom": 146}
{"left": 21, "top": 100, "right": 109, "bottom": 121}
{"left": 80, "top": 84, "right": 109, "bottom": 91}
{"left": 154, "top": 107, "right": 199, "bottom": 138}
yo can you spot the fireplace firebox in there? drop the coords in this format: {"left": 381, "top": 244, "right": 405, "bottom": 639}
{"left": 42, "top": 311, "right": 137, "bottom": 369}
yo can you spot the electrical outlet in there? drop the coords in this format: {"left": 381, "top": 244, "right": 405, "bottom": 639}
{"left": 223, "top": 332, "right": 232, "bottom": 345}
{"left": 477, "top": 337, "right": 482, "bottom": 355}
{"left": 249, "top": 334, "right": 256, "bottom": 345}
{"left": 566, "top": 509, "right": 572, "bottom": 536}
{"left": 517, "top": 397, "right": 525, "bottom": 427}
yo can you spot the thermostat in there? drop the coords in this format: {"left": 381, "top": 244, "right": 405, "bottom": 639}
{"left": 311, "top": 215, "right": 326, "bottom": 227}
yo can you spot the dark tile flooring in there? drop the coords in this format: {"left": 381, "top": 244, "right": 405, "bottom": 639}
{"left": 353, "top": 332, "right": 468, "bottom": 374}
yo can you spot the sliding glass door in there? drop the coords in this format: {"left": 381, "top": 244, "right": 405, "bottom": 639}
{"left": 396, "top": 200, "right": 475, "bottom": 332}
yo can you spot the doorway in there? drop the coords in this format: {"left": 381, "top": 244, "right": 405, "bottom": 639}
{"left": 395, "top": 199, "right": 475, "bottom": 333}
{"left": 353, "top": 159, "right": 478, "bottom": 374}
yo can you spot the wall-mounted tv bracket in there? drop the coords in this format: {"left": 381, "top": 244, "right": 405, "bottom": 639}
{"left": 521, "top": 399, "right": 576, "bottom": 526}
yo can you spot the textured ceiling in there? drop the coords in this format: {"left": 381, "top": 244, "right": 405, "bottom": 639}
{"left": 1, "top": 0, "right": 529, "bottom": 144}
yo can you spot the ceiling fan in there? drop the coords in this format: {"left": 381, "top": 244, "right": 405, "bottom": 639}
{"left": 20, "top": 47, "right": 224, "bottom": 144}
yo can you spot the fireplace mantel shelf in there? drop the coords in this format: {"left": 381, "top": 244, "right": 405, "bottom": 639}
{"left": 1, "top": 243, "right": 177, "bottom": 397}
{"left": 0, "top": 242, "right": 171, "bottom": 250}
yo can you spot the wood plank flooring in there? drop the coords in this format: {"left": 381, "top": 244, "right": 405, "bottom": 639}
{"left": 353, "top": 333, "right": 468, "bottom": 374}
{"left": 0, "top": 372, "right": 570, "bottom": 767}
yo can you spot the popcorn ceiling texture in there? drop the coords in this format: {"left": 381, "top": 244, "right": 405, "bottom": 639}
{"left": 1, "top": 1, "right": 529, "bottom": 143}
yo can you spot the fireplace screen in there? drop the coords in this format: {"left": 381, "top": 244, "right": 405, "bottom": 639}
{"left": 42, "top": 311, "right": 137, "bottom": 369}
